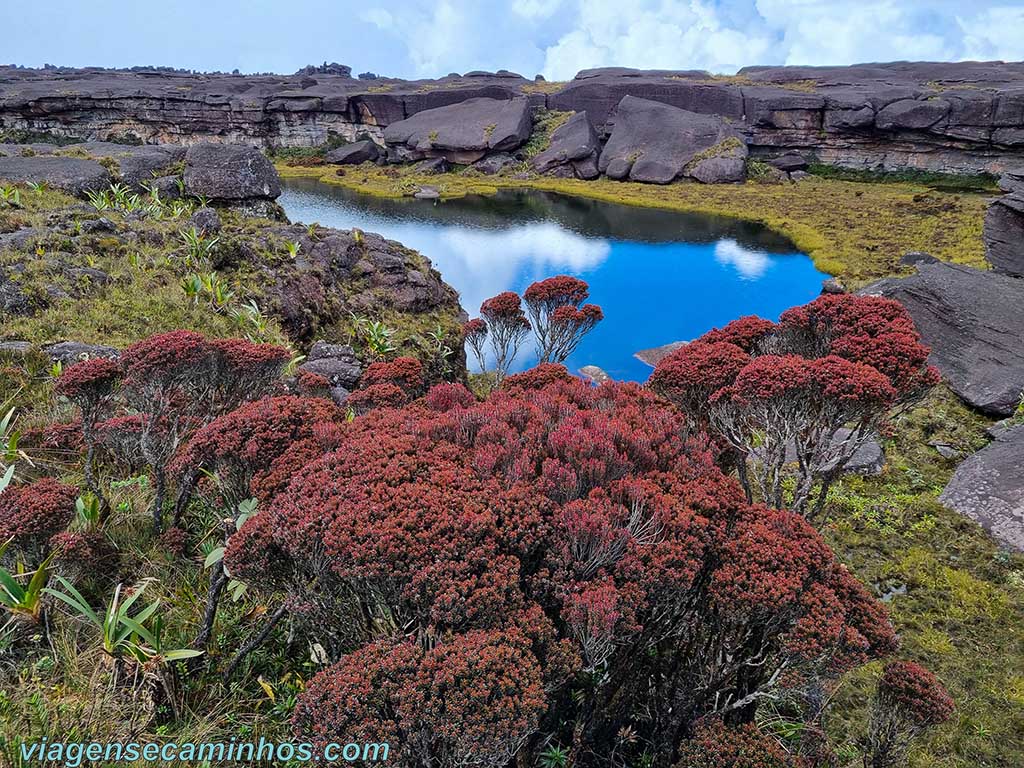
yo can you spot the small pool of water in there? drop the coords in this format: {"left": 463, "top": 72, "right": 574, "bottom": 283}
{"left": 279, "top": 178, "right": 828, "bottom": 381}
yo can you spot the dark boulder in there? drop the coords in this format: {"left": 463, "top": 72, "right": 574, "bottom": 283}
{"left": 861, "top": 262, "right": 1024, "bottom": 416}
{"left": 188, "top": 206, "right": 222, "bottom": 236}
{"left": 532, "top": 111, "right": 600, "bottom": 177}
{"left": 997, "top": 168, "right": 1024, "bottom": 194}
{"left": 0, "top": 156, "right": 111, "bottom": 196}
{"left": 473, "top": 153, "right": 515, "bottom": 175}
{"left": 688, "top": 151, "right": 746, "bottom": 184}
{"left": 383, "top": 97, "right": 532, "bottom": 164}
{"left": 74, "top": 142, "right": 184, "bottom": 188}
{"left": 183, "top": 143, "right": 281, "bottom": 201}
{"left": 940, "top": 424, "right": 1024, "bottom": 551}
{"left": 299, "top": 342, "right": 362, "bottom": 389}
{"left": 413, "top": 157, "right": 450, "bottom": 174}
{"left": 598, "top": 96, "right": 747, "bottom": 184}
{"left": 983, "top": 192, "right": 1024, "bottom": 277}
{"left": 1, "top": 272, "right": 33, "bottom": 316}
{"left": 325, "top": 140, "right": 381, "bottom": 165}
{"left": 42, "top": 341, "right": 119, "bottom": 363}
{"left": 769, "top": 152, "right": 809, "bottom": 172}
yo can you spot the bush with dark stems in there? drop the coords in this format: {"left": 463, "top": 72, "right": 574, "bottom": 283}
{"left": 224, "top": 374, "right": 899, "bottom": 767}
{"left": 523, "top": 276, "right": 604, "bottom": 364}
{"left": 650, "top": 295, "right": 938, "bottom": 516}
{"left": 864, "top": 661, "right": 954, "bottom": 768}
{"left": 478, "top": 292, "right": 531, "bottom": 382}
{"left": 462, "top": 318, "right": 488, "bottom": 373}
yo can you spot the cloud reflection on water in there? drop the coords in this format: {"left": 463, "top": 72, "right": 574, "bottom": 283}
{"left": 713, "top": 239, "right": 771, "bottom": 280}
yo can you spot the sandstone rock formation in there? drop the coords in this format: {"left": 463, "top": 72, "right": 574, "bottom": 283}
{"left": 325, "top": 139, "right": 380, "bottom": 165}
{"left": 4, "top": 62, "right": 1022, "bottom": 174}
{"left": 598, "top": 96, "right": 747, "bottom": 184}
{"left": 183, "top": 143, "right": 280, "bottom": 201}
{"left": 984, "top": 191, "right": 1024, "bottom": 277}
{"left": 382, "top": 97, "right": 532, "bottom": 163}
{"left": 861, "top": 262, "right": 1024, "bottom": 416}
{"left": 940, "top": 424, "right": 1024, "bottom": 551}
{"left": 532, "top": 111, "right": 600, "bottom": 178}
{"left": 0, "top": 155, "right": 110, "bottom": 195}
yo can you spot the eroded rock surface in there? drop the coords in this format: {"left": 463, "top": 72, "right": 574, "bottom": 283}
{"left": 0, "top": 155, "right": 110, "bottom": 195}
{"left": 598, "top": 96, "right": 747, "bottom": 184}
{"left": 984, "top": 192, "right": 1024, "bottom": 277}
{"left": 5, "top": 61, "right": 1020, "bottom": 174}
{"left": 532, "top": 111, "right": 600, "bottom": 178}
{"left": 183, "top": 143, "right": 280, "bottom": 201}
{"left": 861, "top": 262, "right": 1024, "bottom": 416}
{"left": 940, "top": 424, "right": 1024, "bottom": 551}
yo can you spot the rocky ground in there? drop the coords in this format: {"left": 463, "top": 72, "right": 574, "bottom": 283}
{"left": 3, "top": 60, "right": 1024, "bottom": 177}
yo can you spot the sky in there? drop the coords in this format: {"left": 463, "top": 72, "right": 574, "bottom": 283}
{"left": 2, "top": 0, "right": 1023, "bottom": 80}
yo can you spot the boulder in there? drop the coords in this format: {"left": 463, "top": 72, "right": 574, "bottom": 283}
{"left": 769, "top": 152, "right": 809, "bottom": 172}
{"left": 0, "top": 156, "right": 111, "bottom": 196}
{"left": 688, "top": 150, "right": 746, "bottom": 184}
{"left": 940, "top": 424, "right": 1024, "bottom": 551}
{"left": 42, "top": 341, "right": 119, "bottom": 363}
{"left": 997, "top": 168, "right": 1024, "bottom": 194}
{"left": 183, "top": 143, "right": 281, "bottom": 201}
{"left": 598, "top": 96, "right": 747, "bottom": 184}
{"left": 983, "top": 192, "right": 1024, "bottom": 277}
{"left": 73, "top": 142, "right": 184, "bottom": 187}
{"left": 860, "top": 262, "right": 1024, "bottom": 416}
{"left": 532, "top": 112, "right": 600, "bottom": 176}
{"left": 414, "top": 157, "right": 450, "bottom": 174}
{"left": 1, "top": 272, "right": 32, "bottom": 316}
{"left": 383, "top": 97, "right": 532, "bottom": 164}
{"left": 473, "top": 153, "right": 515, "bottom": 175}
{"left": 299, "top": 342, "right": 362, "bottom": 389}
{"left": 188, "top": 207, "right": 222, "bottom": 236}
{"left": 579, "top": 365, "right": 612, "bottom": 385}
{"left": 634, "top": 340, "right": 687, "bottom": 367}
{"left": 325, "top": 140, "right": 381, "bottom": 165}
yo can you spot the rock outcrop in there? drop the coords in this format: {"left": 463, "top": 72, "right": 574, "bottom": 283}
{"left": 861, "top": 262, "right": 1024, "bottom": 416}
{"left": 940, "top": 424, "right": 1024, "bottom": 551}
{"left": 532, "top": 111, "right": 600, "bottom": 178}
{"left": 183, "top": 142, "right": 280, "bottom": 201}
{"left": 984, "top": 191, "right": 1024, "bottom": 277}
{"left": 383, "top": 97, "right": 532, "bottom": 164}
{"left": 5, "top": 62, "right": 1023, "bottom": 174}
{"left": 325, "top": 140, "right": 380, "bottom": 165}
{"left": 0, "top": 155, "right": 110, "bottom": 195}
{"left": 598, "top": 96, "right": 747, "bottom": 184}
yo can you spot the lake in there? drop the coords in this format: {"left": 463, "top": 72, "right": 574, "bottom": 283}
{"left": 279, "top": 178, "right": 828, "bottom": 381}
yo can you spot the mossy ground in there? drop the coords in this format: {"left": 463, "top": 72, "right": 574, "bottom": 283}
{"left": 280, "top": 162, "right": 989, "bottom": 286}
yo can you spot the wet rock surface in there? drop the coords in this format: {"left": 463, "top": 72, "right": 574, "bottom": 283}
{"left": 861, "top": 262, "right": 1024, "bottom": 416}
{"left": 940, "top": 424, "right": 1024, "bottom": 551}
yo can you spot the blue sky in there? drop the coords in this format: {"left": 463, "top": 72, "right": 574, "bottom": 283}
{"left": 3, "top": 0, "right": 1023, "bottom": 79}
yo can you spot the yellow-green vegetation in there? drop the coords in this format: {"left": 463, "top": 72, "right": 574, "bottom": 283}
{"left": 277, "top": 162, "right": 989, "bottom": 285}
{"left": 820, "top": 387, "right": 1024, "bottom": 767}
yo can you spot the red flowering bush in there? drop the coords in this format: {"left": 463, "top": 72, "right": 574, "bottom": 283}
{"left": 294, "top": 630, "right": 546, "bottom": 768}
{"left": 0, "top": 478, "right": 78, "bottom": 558}
{"left": 523, "top": 276, "right": 603, "bottom": 364}
{"left": 50, "top": 530, "right": 119, "bottom": 579}
{"left": 462, "top": 318, "right": 488, "bottom": 373}
{"left": 866, "top": 661, "right": 954, "bottom": 768}
{"left": 424, "top": 382, "right": 475, "bottom": 412}
{"left": 674, "top": 718, "right": 798, "bottom": 768}
{"left": 478, "top": 291, "right": 531, "bottom": 381}
{"left": 114, "top": 331, "right": 290, "bottom": 531}
{"left": 360, "top": 356, "right": 424, "bottom": 395}
{"left": 225, "top": 375, "right": 895, "bottom": 766}
{"left": 501, "top": 362, "right": 575, "bottom": 391}
{"left": 346, "top": 382, "right": 410, "bottom": 415}
{"left": 651, "top": 294, "right": 937, "bottom": 516}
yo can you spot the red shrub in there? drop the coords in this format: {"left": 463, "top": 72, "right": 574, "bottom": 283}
{"left": 877, "top": 661, "right": 954, "bottom": 727}
{"left": 0, "top": 478, "right": 78, "bottom": 555}
{"left": 296, "top": 369, "right": 331, "bottom": 395}
{"left": 699, "top": 315, "right": 777, "bottom": 352}
{"left": 50, "top": 530, "right": 119, "bottom": 576}
{"left": 866, "top": 661, "right": 954, "bottom": 768}
{"left": 55, "top": 357, "right": 122, "bottom": 405}
{"left": 651, "top": 295, "right": 937, "bottom": 516}
{"left": 233, "top": 376, "right": 894, "bottom": 766}
{"left": 675, "top": 718, "right": 798, "bottom": 768}
{"left": 346, "top": 382, "right": 409, "bottom": 414}
{"left": 360, "top": 356, "right": 424, "bottom": 394}
{"left": 424, "top": 382, "right": 475, "bottom": 412}
{"left": 462, "top": 318, "right": 488, "bottom": 373}
{"left": 502, "top": 363, "right": 574, "bottom": 391}
{"left": 480, "top": 291, "right": 531, "bottom": 381}
{"left": 523, "top": 276, "right": 603, "bottom": 364}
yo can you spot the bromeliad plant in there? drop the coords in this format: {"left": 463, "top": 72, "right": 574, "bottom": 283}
{"left": 44, "top": 577, "right": 201, "bottom": 664}
{"left": 0, "top": 542, "right": 55, "bottom": 623}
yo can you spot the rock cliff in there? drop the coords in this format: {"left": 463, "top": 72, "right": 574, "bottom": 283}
{"left": 3, "top": 61, "right": 1024, "bottom": 174}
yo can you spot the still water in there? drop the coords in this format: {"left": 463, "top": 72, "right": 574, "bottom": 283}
{"left": 279, "top": 178, "right": 828, "bottom": 381}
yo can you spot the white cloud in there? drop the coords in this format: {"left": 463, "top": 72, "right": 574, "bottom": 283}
{"left": 359, "top": 8, "right": 394, "bottom": 29}
{"left": 714, "top": 240, "right": 770, "bottom": 280}
{"left": 513, "top": 0, "right": 564, "bottom": 20}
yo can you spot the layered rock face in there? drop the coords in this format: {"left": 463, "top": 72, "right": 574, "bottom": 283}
{"left": 861, "top": 262, "right": 1024, "bottom": 417}
{"left": 3, "top": 61, "right": 1024, "bottom": 174}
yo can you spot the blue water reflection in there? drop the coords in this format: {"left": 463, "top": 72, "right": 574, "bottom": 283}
{"left": 279, "top": 179, "right": 827, "bottom": 381}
